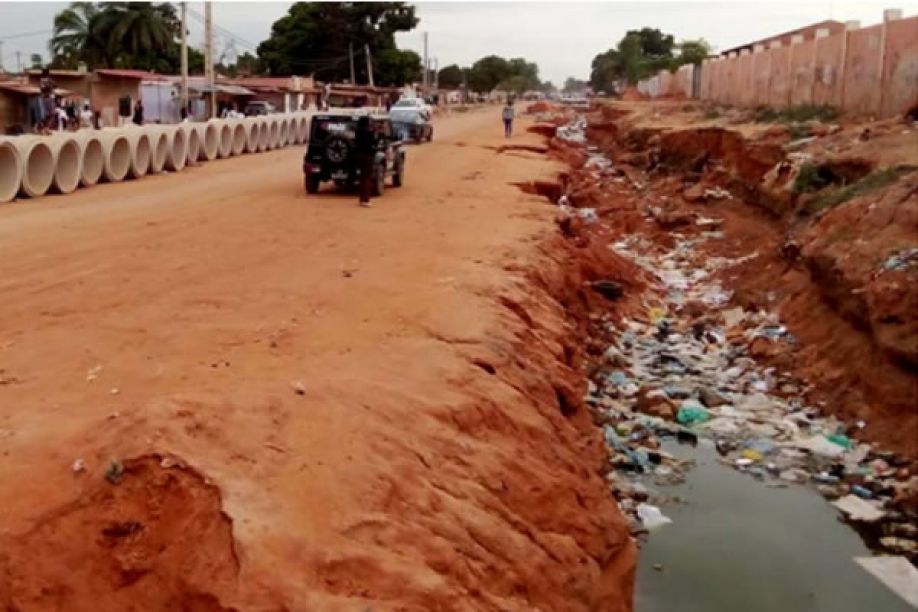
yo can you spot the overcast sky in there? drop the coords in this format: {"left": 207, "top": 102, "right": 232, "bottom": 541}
{"left": 1, "top": 1, "right": 914, "bottom": 84}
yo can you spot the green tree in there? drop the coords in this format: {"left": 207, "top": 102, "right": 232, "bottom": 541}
{"left": 257, "top": 2, "right": 418, "bottom": 82}
{"left": 50, "top": 1, "right": 183, "bottom": 71}
{"left": 674, "top": 38, "right": 711, "bottom": 66}
{"left": 50, "top": 2, "right": 109, "bottom": 67}
{"left": 500, "top": 57, "right": 539, "bottom": 92}
{"left": 437, "top": 64, "right": 464, "bottom": 89}
{"left": 467, "top": 55, "right": 510, "bottom": 93}
{"left": 590, "top": 27, "right": 677, "bottom": 91}
{"left": 374, "top": 47, "right": 421, "bottom": 86}
{"left": 235, "top": 51, "right": 262, "bottom": 77}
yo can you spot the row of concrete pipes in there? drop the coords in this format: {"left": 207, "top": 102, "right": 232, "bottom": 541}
{"left": 0, "top": 112, "right": 313, "bottom": 203}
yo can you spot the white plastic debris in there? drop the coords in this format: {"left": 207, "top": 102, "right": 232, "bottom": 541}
{"left": 853, "top": 556, "right": 918, "bottom": 608}
{"left": 832, "top": 495, "right": 885, "bottom": 522}
{"left": 797, "top": 435, "right": 847, "bottom": 458}
{"left": 636, "top": 503, "right": 673, "bottom": 531}
{"left": 72, "top": 458, "right": 86, "bottom": 473}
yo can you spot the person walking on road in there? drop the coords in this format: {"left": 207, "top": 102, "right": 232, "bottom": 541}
{"left": 502, "top": 101, "right": 515, "bottom": 138}
{"left": 355, "top": 115, "right": 377, "bottom": 208}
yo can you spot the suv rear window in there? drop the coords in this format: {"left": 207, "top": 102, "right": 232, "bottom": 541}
{"left": 311, "top": 117, "right": 357, "bottom": 140}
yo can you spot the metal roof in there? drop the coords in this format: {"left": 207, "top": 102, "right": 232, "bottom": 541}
{"left": 0, "top": 82, "right": 73, "bottom": 97}
{"left": 187, "top": 83, "right": 256, "bottom": 95}
{"left": 95, "top": 68, "right": 165, "bottom": 81}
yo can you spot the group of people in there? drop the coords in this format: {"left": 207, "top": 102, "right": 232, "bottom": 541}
{"left": 29, "top": 68, "right": 96, "bottom": 134}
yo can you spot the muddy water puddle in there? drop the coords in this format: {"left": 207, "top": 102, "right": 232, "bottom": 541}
{"left": 634, "top": 441, "right": 913, "bottom": 612}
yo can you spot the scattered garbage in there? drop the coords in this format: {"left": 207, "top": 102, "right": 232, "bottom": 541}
{"left": 832, "top": 495, "right": 886, "bottom": 522}
{"left": 86, "top": 364, "right": 103, "bottom": 382}
{"left": 703, "top": 187, "right": 731, "bottom": 200}
{"left": 555, "top": 117, "right": 587, "bottom": 143}
{"left": 72, "top": 458, "right": 86, "bottom": 473}
{"left": 586, "top": 216, "right": 917, "bottom": 559}
{"left": 879, "top": 247, "right": 918, "bottom": 273}
{"left": 637, "top": 503, "right": 673, "bottom": 531}
{"left": 676, "top": 400, "right": 710, "bottom": 425}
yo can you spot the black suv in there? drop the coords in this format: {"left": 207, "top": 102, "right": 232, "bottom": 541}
{"left": 303, "top": 113, "right": 405, "bottom": 195}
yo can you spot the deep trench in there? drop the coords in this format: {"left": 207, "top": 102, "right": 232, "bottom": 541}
{"left": 538, "top": 111, "right": 917, "bottom": 611}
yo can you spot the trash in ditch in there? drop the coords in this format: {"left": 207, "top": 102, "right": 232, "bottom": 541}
{"left": 588, "top": 214, "right": 917, "bottom": 558}
{"left": 832, "top": 495, "right": 886, "bottom": 522}
{"left": 676, "top": 400, "right": 710, "bottom": 425}
{"left": 637, "top": 503, "right": 673, "bottom": 530}
{"left": 879, "top": 247, "right": 918, "bottom": 272}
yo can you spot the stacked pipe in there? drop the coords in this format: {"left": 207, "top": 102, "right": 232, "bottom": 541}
{"left": 0, "top": 112, "right": 315, "bottom": 203}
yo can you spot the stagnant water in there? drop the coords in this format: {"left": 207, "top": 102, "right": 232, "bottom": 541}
{"left": 634, "top": 441, "right": 913, "bottom": 612}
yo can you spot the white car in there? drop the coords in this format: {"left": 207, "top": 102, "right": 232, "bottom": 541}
{"left": 393, "top": 98, "right": 431, "bottom": 119}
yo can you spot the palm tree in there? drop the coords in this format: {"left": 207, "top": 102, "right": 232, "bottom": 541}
{"left": 50, "top": 2, "right": 110, "bottom": 68}
{"left": 100, "top": 2, "right": 176, "bottom": 66}
{"left": 49, "top": 2, "right": 178, "bottom": 69}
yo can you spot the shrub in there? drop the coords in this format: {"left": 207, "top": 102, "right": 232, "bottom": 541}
{"left": 754, "top": 104, "right": 839, "bottom": 124}
{"left": 802, "top": 167, "right": 909, "bottom": 215}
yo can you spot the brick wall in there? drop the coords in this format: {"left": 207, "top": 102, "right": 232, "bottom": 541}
{"left": 637, "top": 12, "right": 918, "bottom": 118}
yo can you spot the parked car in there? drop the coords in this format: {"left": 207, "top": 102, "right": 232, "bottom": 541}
{"left": 302, "top": 112, "right": 405, "bottom": 195}
{"left": 392, "top": 97, "right": 431, "bottom": 118}
{"left": 244, "top": 101, "right": 276, "bottom": 116}
{"left": 389, "top": 103, "right": 433, "bottom": 143}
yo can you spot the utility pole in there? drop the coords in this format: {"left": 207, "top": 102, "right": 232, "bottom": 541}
{"left": 364, "top": 44, "right": 374, "bottom": 87}
{"left": 422, "top": 32, "right": 428, "bottom": 92}
{"left": 204, "top": 0, "right": 215, "bottom": 118}
{"left": 16, "top": 51, "right": 21, "bottom": 74}
{"left": 348, "top": 42, "right": 355, "bottom": 84}
{"left": 0, "top": 41, "right": 4, "bottom": 73}
{"left": 433, "top": 58, "right": 438, "bottom": 90}
{"left": 180, "top": 2, "right": 188, "bottom": 117}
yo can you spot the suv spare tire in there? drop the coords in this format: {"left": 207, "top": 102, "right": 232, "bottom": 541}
{"left": 324, "top": 136, "right": 351, "bottom": 164}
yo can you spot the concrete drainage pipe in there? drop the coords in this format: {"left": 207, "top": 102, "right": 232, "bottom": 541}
{"left": 268, "top": 117, "right": 280, "bottom": 150}
{"left": 98, "top": 130, "right": 131, "bottom": 182}
{"left": 291, "top": 115, "right": 302, "bottom": 144}
{"left": 257, "top": 118, "right": 269, "bottom": 152}
{"left": 180, "top": 125, "right": 200, "bottom": 166}
{"left": 243, "top": 119, "right": 259, "bottom": 153}
{"left": 123, "top": 128, "right": 152, "bottom": 179}
{"left": 48, "top": 134, "right": 82, "bottom": 194}
{"left": 198, "top": 122, "right": 219, "bottom": 161}
{"left": 11, "top": 136, "right": 55, "bottom": 197}
{"left": 297, "top": 115, "right": 310, "bottom": 144}
{"left": 231, "top": 120, "right": 246, "bottom": 156}
{"left": 71, "top": 132, "right": 104, "bottom": 187}
{"left": 0, "top": 139, "right": 24, "bottom": 203}
{"left": 279, "top": 117, "right": 290, "bottom": 147}
{"left": 217, "top": 121, "right": 233, "bottom": 158}
{"left": 166, "top": 126, "right": 187, "bottom": 171}
{"left": 147, "top": 130, "right": 170, "bottom": 173}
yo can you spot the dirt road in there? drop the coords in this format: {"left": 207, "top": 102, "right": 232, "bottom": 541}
{"left": 0, "top": 109, "right": 633, "bottom": 611}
